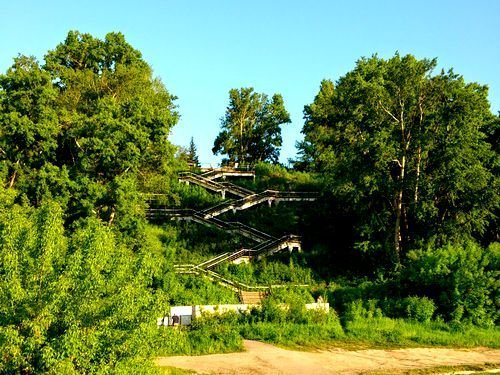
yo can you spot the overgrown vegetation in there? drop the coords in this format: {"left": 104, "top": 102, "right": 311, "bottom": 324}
{"left": 216, "top": 257, "right": 314, "bottom": 286}
{"left": 0, "top": 31, "right": 498, "bottom": 373}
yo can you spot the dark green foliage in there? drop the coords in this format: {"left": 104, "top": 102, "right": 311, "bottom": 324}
{"left": 0, "top": 55, "right": 59, "bottom": 185}
{"left": 300, "top": 54, "right": 498, "bottom": 265}
{"left": 0, "top": 30, "right": 179, "bottom": 226}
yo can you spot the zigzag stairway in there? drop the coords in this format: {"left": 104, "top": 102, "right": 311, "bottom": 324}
{"left": 146, "top": 167, "right": 318, "bottom": 304}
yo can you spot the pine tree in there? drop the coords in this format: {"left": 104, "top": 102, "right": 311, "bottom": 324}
{"left": 188, "top": 136, "right": 200, "bottom": 167}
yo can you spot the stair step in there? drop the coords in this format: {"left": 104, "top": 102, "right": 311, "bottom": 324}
{"left": 239, "top": 291, "right": 266, "bottom": 304}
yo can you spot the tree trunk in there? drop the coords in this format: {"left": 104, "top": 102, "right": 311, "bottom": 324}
{"left": 394, "top": 155, "right": 405, "bottom": 265}
{"left": 8, "top": 160, "right": 20, "bottom": 188}
{"left": 239, "top": 118, "right": 244, "bottom": 163}
{"left": 414, "top": 95, "right": 424, "bottom": 203}
{"left": 108, "top": 206, "right": 116, "bottom": 226}
{"left": 414, "top": 146, "right": 421, "bottom": 203}
{"left": 394, "top": 97, "right": 407, "bottom": 266}
{"left": 8, "top": 170, "right": 17, "bottom": 188}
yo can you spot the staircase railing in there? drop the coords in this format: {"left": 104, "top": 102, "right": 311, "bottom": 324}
{"left": 179, "top": 172, "right": 225, "bottom": 192}
{"left": 189, "top": 235, "right": 301, "bottom": 271}
{"left": 251, "top": 234, "right": 301, "bottom": 254}
{"left": 200, "top": 190, "right": 318, "bottom": 219}
{"left": 219, "top": 182, "right": 254, "bottom": 196}
{"left": 200, "top": 167, "right": 255, "bottom": 180}
{"left": 174, "top": 264, "right": 307, "bottom": 292}
{"left": 179, "top": 172, "right": 254, "bottom": 198}
{"left": 226, "top": 221, "right": 275, "bottom": 242}
{"left": 196, "top": 252, "right": 231, "bottom": 269}
{"left": 146, "top": 208, "right": 274, "bottom": 243}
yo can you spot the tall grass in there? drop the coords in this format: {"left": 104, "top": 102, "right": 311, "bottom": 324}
{"left": 238, "top": 314, "right": 500, "bottom": 350}
{"left": 139, "top": 321, "right": 243, "bottom": 357}
{"left": 240, "top": 321, "right": 345, "bottom": 349}
{"left": 177, "top": 303, "right": 500, "bottom": 351}
{"left": 344, "top": 317, "right": 500, "bottom": 348}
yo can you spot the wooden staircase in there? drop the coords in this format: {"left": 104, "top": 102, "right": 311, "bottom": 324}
{"left": 148, "top": 167, "right": 316, "bottom": 295}
{"left": 240, "top": 290, "right": 266, "bottom": 304}
{"left": 178, "top": 170, "right": 255, "bottom": 198}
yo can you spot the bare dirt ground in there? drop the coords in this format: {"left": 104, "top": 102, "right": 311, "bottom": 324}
{"left": 155, "top": 340, "right": 500, "bottom": 375}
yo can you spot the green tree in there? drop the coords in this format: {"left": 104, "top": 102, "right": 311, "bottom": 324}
{"left": 0, "top": 31, "right": 179, "bottom": 225}
{"left": 212, "top": 87, "right": 290, "bottom": 165}
{"left": 481, "top": 113, "right": 500, "bottom": 242}
{"left": 0, "top": 197, "right": 166, "bottom": 373}
{"left": 0, "top": 55, "right": 60, "bottom": 192}
{"left": 188, "top": 136, "right": 200, "bottom": 167}
{"left": 296, "top": 79, "right": 335, "bottom": 171}
{"left": 301, "top": 54, "right": 497, "bottom": 265}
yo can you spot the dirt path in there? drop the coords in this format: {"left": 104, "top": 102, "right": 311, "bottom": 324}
{"left": 155, "top": 340, "right": 500, "bottom": 374}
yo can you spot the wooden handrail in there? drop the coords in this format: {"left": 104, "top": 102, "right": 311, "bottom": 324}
{"left": 175, "top": 264, "right": 308, "bottom": 292}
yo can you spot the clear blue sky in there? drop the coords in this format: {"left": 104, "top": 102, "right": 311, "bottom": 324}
{"left": 1, "top": 0, "right": 499, "bottom": 166}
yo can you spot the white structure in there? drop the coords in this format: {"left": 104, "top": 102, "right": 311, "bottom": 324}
{"left": 157, "top": 302, "right": 330, "bottom": 326}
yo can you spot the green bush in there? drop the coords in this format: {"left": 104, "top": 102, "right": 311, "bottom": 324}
{"left": 404, "top": 240, "right": 499, "bottom": 326}
{"left": 260, "top": 298, "right": 288, "bottom": 323}
{"left": 342, "top": 299, "right": 383, "bottom": 323}
{"left": 249, "top": 162, "right": 320, "bottom": 192}
{"left": 403, "top": 296, "right": 436, "bottom": 323}
{"left": 328, "top": 280, "right": 399, "bottom": 316}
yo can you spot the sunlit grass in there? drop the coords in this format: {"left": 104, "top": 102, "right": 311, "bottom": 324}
{"left": 344, "top": 317, "right": 500, "bottom": 349}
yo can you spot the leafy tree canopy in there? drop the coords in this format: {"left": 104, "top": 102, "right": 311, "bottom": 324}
{"left": 300, "top": 53, "right": 498, "bottom": 265}
{"left": 213, "top": 87, "right": 290, "bottom": 165}
{"left": 0, "top": 31, "right": 179, "bottom": 225}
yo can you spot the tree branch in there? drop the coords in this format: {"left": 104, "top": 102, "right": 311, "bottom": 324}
{"left": 378, "top": 100, "right": 399, "bottom": 123}
{"left": 75, "top": 138, "right": 84, "bottom": 152}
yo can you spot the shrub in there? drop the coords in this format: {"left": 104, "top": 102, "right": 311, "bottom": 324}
{"left": 342, "top": 299, "right": 383, "bottom": 323}
{"left": 404, "top": 240, "right": 499, "bottom": 326}
{"left": 260, "top": 297, "right": 288, "bottom": 323}
{"left": 343, "top": 299, "right": 365, "bottom": 322}
{"left": 403, "top": 296, "right": 436, "bottom": 323}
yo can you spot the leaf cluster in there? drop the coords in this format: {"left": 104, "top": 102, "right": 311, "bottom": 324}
{"left": 213, "top": 87, "right": 290, "bottom": 165}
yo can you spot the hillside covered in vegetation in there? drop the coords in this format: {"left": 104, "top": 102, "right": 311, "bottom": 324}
{"left": 0, "top": 31, "right": 498, "bottom": 374}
